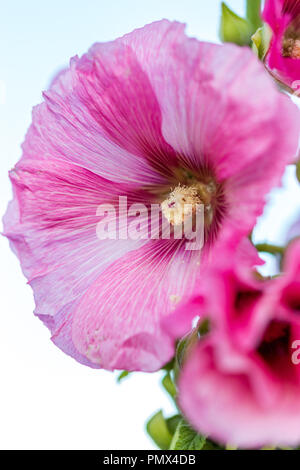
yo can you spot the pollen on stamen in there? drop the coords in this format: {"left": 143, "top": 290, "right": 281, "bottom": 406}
{"left": 161, "top": 185, "right": 203, "bottom": 226}
{"left": 282, "top": 37, "right": 300, "bottom": 58}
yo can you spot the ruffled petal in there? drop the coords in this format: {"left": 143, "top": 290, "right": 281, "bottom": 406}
{"left": 263, "top": 0, "right": 285, "bottom": 27}
{"left": 179, "top": 338, "right": 300, "bottom": 448}
{"left": 122, "top": 23, "right": 299, "bottom": 181}
{"left": 3, "top": 159, "right": 152, "bottom": 366}
{"left": 22, "top": 23, "right": 184, "bottom": 186}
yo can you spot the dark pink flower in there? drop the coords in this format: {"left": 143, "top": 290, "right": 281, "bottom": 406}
{"left": 3, "top": 21, "right": 299, "bottom": 372}
{"left": 177, "top": 239, "right": 300, "bottom": 448}
{"left": 263, "top": 0, "right": 300, "bottom": 89}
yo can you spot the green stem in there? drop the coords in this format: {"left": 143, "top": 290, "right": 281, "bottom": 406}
{"left": 296, "top": 160, "right": 300, "bottom": 183}
{"left": 246, "top": 0, "right": 262, "bottom": 30}
{"left": 255, "top": 243, "right": 285, "bottom": 256}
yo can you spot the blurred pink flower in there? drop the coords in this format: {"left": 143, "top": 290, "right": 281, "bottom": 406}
{"left": 177, "top": 239, "right": 300, "bottom": 448}
{"left": 3, "top": 20, "right": 299, "bottom": 372}
{"left": 263, "top": 0, "right": 300, "bottom": 89}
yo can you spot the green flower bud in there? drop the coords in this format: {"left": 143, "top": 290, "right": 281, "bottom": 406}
{"left": 251, "top": 24, "right": 272, "bottom": 60}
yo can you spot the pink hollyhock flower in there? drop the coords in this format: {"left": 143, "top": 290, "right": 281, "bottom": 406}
{"left": 163, "top": 238, "right": 264, "bottom": 341}
{"left": 176, "top": 239, "right": 300, "bottom": 448}
{"left": 263, "top": 0, "right": 300, "bottom": 90}
{"left": 3, "top": 20, "right": 300, "bottom": 372}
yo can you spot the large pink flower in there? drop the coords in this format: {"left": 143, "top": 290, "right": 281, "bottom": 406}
{"left": 3, "top": 20, "right": 299, "bottom": 372}
{"left": 177, "top": 239, "right": 300, "bottom": 448}
{"left": 263, "top": 0, "right": 300, "bottom": 89}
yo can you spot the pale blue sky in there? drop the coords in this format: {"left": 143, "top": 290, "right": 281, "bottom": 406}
{"left": 0, "top": 0, "right": 245, "bottom": 217}
{"left": 0, "top": 0, "right": 299, "bottom": 450}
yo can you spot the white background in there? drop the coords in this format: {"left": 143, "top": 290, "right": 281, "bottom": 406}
{"left": 1, "top": 0, "right": 300, "bottom": 450}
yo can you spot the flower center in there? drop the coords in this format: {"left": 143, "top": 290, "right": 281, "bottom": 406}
{"left": 161, "top": 185, "right": 201, "bottom": 226}
{"left": 161, "top": 180, "right": 217, "bottom": 227}
{"left": 282, "top": 37, "right": 300, "bottom": 58}
{"left": 282, "top": 21, "right": 300, "bottom": 58}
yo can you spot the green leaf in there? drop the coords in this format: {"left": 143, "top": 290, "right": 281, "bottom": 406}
{"left": 219, "top": 2, "right": 253, "bottom": 46}
{"left": 146, "top": 411, "right": 173, "bottom": 450}
{"left": 199, "top": 318, "right": 210, "bottom": 336}
{"left": 169, "top": 419, "right": 206, "bottom": 450}
{"left": 174, "top": 337, "right": 189, "bottom": 381}
{"left": 162, "top": 373, "right": 177, "bottom": 400}
{"left": 117, "top": 370, "right": 130, "bottom": 382}
{"left": 246, "top": 0, "right": 262, "bottom": 31}
{"left": 162, "top": 358, "right": 175, "bottom": 372}
{"left": 203, "top": 439, "right": 224, "bottom": 450}
{"left": 174, "top": 330, "right": 200, "bottom": 380}
{"left": 166, "top": 414, "right": 181, "bottom": 435}
{"left": 297, "top": 160, "right": 300, "bottom": 183}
